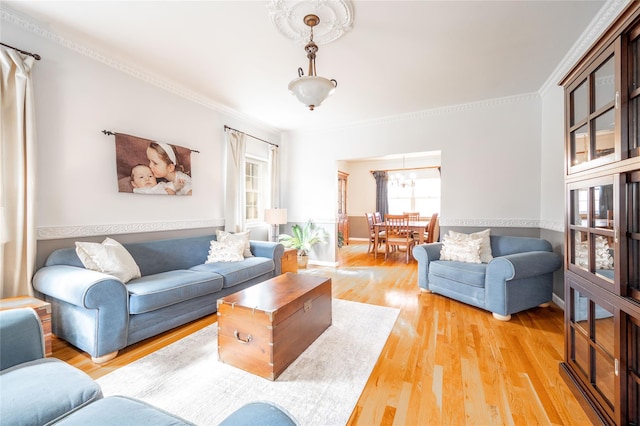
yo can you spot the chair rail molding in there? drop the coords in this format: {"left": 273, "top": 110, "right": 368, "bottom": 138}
{"left": 440, "top": 218, "right": 564, "bottom": 232}
{"left": 37, "top": 219, "right": 223, "bottom": 240}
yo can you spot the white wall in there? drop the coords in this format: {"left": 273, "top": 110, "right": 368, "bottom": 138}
{"left": 3, "top": 19, "right": 279, "bottom": 240}
{"left": 282, "top": 94, "right": 545, "bottom": 229}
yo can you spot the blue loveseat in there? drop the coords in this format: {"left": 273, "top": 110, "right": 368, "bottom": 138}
{"left": 413, "top": 235, "right": 562, "bottom": 320}
{"left": 33, "top": 234, "right": 284, "bottom": 363}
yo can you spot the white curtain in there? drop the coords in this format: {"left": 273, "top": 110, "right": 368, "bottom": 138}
{"left": 268, "top": 145, "right": 280, "bottom": 208}
{"left": 224, "top": 129, "right": 246, "bottom": 232}
{"left": 0, "top": 47, "right": 37, "bottom": 298}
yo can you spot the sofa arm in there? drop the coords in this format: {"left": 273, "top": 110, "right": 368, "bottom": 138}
{"left": 32, "top": 265, "right": 129, "bottom": 358}
{"left": 0, "top": 309, "right": 45, "bottom": 371}
{"left": 33, "top": 265, "right": 128, "bottom": 310}
{"left": 412, "top": 243, "right": 443, "bottom": 290}
{"left": 486, "top": 251, "right": 563, "bottom": 283}
{"left": 250, "top": 241, "right": 285, "bottom": 275}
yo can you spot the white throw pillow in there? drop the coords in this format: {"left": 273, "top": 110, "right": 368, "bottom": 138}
{"left": 448, "top": 229, "right": 493, "bottom": 263}
{"left": 439, "top": 235, "right": 482, "bottom": 264}
{"left": 206, "top": 239, "right": 246, "bottom": 263}
{"left": 216, "top": 230, "right": 253, "bottom": 258}
{"left": 75, "top": 237, "right": 141, "bottom": 283}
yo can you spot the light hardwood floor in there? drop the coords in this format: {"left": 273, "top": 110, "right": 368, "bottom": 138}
{"left": 54, "top": 241, "right": 591, "bottom": 425}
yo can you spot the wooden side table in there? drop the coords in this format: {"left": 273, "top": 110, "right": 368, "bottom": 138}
{"left": 281, "top": 248, "right": 298, "bottom": 274}
{"left": 0, "top": 296, "right": 52, "bottom": 356}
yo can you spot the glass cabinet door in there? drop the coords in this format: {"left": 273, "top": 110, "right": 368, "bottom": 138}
{"left": 567, "top": 43, "right": 620, "bottom": 173}
{"left": 568, "top": 177, "right": 618, "bottom": 291}
{"left": 628, "top": 25, "right": 640, "bottom": 158}
{"left": 567, "top": 284, "right": 618, "bottom": 420}
{"left": 627, "top": 170, "right": 640, "bottom": 302}
{"left": 629, "top": 316, "right": 640, "bottom": 425}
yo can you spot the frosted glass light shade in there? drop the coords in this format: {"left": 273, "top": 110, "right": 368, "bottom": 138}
{"left": 288, "top": 76, "right": 336, "bottom": 110}
{"left": 265, "top": 208, "right": 288, "bottom": 225}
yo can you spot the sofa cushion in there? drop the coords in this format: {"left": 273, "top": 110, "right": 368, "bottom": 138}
{"left": 53, "top": 396, "right": 195, "bottom": 426}
{"left": 0, "top": 358, "right": 103, "bottom": 426}
{"left": 127, "top": 270, "right": 224, "bottom": 314}
{"left": 429, "top": 260, "right": 487, "bottom": 288}
{"left": 190, "top": 257, "right": 274, "bottom": 288}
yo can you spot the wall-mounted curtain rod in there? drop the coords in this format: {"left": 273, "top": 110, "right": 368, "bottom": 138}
{"left": 224, "top": 125, "right": 279, "bottom": 148}
{"left": 0, "top": 42, "right": 41, "bottom": 60}
{"left": 102, "top": 130, "right": 200, "bottom": 153}
{"left": 371, "top": 166, "right": 441, "bottom": 173}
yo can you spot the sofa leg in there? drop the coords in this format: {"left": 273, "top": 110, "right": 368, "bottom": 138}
{"left": 538, "top": 302, "right": 550, "bottom": 308}
{"left": 492, "top": 312, "right": 511, "bottom": 321}
{"left": 419, "top": 287, "right": 432, "bottom": 293}
{"left": 91, "top": 351, "right": 118, "bottom": 364}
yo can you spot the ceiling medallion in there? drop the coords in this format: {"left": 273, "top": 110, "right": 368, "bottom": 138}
{"left": 267, "top": 0, "right": 353, "bottom": 46}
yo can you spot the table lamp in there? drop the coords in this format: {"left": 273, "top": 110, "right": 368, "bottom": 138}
{"left": 265, "top": 208, "right": 287, "bottom": 242}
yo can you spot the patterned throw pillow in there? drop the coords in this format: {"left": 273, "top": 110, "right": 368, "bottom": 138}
{"left": 206, "top": 239, "right": 246, "bottom": 263}
{"left": 448, "top": 229, "right": 493, "bottom": 263}
{"left": 215, "top": 230, "right": 253, "bottom": 258}
{"left": 75, "top": 237, "right": 141, "bottom": 283}
{"left": 439, "top": 235, "right": 482, "bottom": 263}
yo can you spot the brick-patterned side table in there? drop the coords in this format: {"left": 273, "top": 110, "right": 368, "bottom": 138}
{"left": 0, "top": 296, "right": 52, "bottom": 356}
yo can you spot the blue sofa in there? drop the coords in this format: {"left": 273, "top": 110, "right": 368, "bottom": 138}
{"left": 33, "top": 234, "right": 284, "bottom": 363}
{"left": 0, "top": 308, "right": 296, "bottom": 425}
{"left": 413, "top": 235, "right": 563, "bottom": 320}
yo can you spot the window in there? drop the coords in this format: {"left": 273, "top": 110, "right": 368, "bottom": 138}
{"left": 245, "top": 156, "right": 268, "bottom": 223}
{"left": 387, "top": 169, "right": 441, "bottom": 216}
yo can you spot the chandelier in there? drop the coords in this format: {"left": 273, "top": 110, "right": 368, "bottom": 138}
{"left": 288, "top": 14, "right": 337, "bottom": 111}
{"left": 390, "top": 157, "right": 416, "bottom": 188}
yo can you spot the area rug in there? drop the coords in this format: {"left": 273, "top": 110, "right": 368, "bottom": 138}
{"left": 97, "top": 299, "right": 399, "bottom": 425}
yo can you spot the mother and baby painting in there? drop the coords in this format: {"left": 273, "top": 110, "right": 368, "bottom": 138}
{"left": 115, "top": 133, "right": 192, "bottom": 196}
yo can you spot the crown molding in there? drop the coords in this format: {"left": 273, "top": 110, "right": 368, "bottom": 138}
{"left": 539, "top": 0, "right": 631, "bottom": 97}
{"left": 0, "top": 6, "right": 279, "bottom": 136}
{"left": 37, "top": 219, "right": 223, "bottom": 240}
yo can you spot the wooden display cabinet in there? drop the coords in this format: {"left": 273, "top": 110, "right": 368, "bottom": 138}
{"left": 560, "top": 3, "right": 640, "bottom": 424}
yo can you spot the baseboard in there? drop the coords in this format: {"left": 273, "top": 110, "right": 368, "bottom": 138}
{"left": 552, "top": 293, "right": 565, "bottom": 310}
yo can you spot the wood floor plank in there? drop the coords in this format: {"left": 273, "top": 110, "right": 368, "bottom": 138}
{"left": 54, "top": 241, "right": 592, "bottom": 425}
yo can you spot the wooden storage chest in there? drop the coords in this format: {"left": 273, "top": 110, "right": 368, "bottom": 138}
{"left": 217, "top": 273, "right": 332, "bottom": 380}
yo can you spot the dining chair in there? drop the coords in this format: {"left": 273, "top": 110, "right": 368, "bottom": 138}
{"left": 403, "top": 212, "right": 420, "bottom": 221}
{"left": 415, "top": 213, "right": 439, "bottom": 244}
{"left": 374, "top": 211, "right": 382, "bottom": 224}
{"left": 384, "top": 214, "right": 415, "bottom": 263}
{"left": 426, "top": 214, "right": 440, "bottom": 243}
{"left": 365, "top": 213, "right": 385, "bottom": 254}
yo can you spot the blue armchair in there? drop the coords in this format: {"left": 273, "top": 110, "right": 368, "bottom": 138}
{"left": 0, "top": 308, "right": 296, "bottom": 425}
{"left": 413, "top": 235, "right": 563, "bottom": 320}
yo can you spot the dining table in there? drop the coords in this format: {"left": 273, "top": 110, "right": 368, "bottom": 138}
{"left": 373, "top": 220, "right": 430, "bottom": 259}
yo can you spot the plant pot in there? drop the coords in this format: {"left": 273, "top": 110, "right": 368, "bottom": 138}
{"left": 297, "top": 255, "right": 309, "bottom": 269}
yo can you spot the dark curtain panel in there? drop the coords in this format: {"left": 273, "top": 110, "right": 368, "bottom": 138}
{"left": 372, "top": 171, "right": 389, "bottom": 218}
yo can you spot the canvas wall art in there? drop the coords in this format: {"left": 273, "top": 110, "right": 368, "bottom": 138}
{"left": 113, "top": 133, "right": 193, "bottom": 196}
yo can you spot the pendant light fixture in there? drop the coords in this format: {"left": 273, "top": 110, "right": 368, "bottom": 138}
{"left": 288, "top": 14, "right": 337, "bottom": 111}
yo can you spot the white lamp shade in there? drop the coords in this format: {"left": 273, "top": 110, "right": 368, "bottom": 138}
{"left": 265, "top": 208, "right": 288, "bottom": 225}
{"left": 288, "top": 76, "right": 336, "bottom": 109}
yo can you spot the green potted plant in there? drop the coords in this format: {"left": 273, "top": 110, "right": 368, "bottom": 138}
{"left": 279, "top": 220, "right": 328, "bottom": 269}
